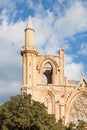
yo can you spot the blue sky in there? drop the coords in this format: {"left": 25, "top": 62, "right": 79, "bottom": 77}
{"left": 0, "top": 0, "right": 87, "bottom": 104}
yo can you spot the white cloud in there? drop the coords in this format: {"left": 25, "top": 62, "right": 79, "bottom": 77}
{"left": 64, "top": 54, "right": 84, "bottom": 80}
{"left": 32, "top": 1, "right": 87, "bottom": 55}
{"left": 0, "top": 80, "right": 21, "bottom": 104}
{"left": 33, "top": 11, "right": 55, "bottom": 52}
{"left": 78, "top": 43, "right": 87, "bottom": 55}
{"left": 32, "top": 1, "right": 87, "bottom": 80}
{"left": 27, "top": 0, "right": 44, "bottom": 14}
{"left": 64, "top": 54, "right": 73, "bottom": 64}
{"left": 57, "top": 0, "right": 65, "bottom": 4}
{"left": 0, "top": 0, "right": 15, "bottom": 9}
{"left": 54, "top": 1, "right": 87, "bottom": 39}
{"left": 0, "top": 10, "right": 26, "bottom": 48}
{"left": 0, "top": 10, "right": 26, "bottom": 104}
{"left": 65, "top": 62, "right": 84, "bottom": 80}
{"left": 0, "top": 0, "right": 87, "bottom": 104}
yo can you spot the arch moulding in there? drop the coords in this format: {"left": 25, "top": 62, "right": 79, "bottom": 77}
{"left": 36, "top": 56, "right": 59, "bottom": 74}
{"left": 65, "top": 87, "right": 87, "bottom": 124}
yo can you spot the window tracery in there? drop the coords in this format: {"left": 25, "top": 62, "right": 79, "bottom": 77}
{"left": 70, "top": 94, "right": 87, "bottom": 123}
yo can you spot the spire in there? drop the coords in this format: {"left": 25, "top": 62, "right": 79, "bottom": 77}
{"left": 25, "top": 15, "right": 34, "bottom": 46}
{"left": 26, "top": 16, "right": 34, "bottom": 30}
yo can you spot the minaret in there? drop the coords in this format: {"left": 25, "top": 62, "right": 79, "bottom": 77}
{"left": 25, "top": 16, "right": 34, "bottom": 47}
{"left": 21, "top": 16, "right": 38, "bottom": 94}
{"left": 24, "top": 16, "right": 38, "bottom": 54}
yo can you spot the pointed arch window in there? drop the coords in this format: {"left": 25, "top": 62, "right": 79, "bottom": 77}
{"left": 43, "top": 62, "right": 53, "bottom": 84}
{"left": 45, "top": 63, "right": 52, "bottom": 67}
{"left": 44, "top": 91, "right": 54, "bottom": 114}
{"left": 70, "top": 93, "right": 87, "bottom": 123}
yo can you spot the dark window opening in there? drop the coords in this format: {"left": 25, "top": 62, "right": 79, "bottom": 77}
{"left": 43, "top": 62, "right": 53, "bottom": 84}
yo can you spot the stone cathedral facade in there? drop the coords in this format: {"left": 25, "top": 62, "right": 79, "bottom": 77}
{"left": 21, "top": 17, "right": 87, "bottom": 125}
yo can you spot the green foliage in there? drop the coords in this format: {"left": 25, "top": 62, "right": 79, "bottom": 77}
{"left": 0, "top": 94, "right": 86, "bottom": 130}
{"left": 0, "top": 94, "right": 65, "bottom": 130}
{"left": 66, "top": 120, "right": 87, "bottom": 130}
{"left": 53, "top": 122, "right": 65, "bottom": 130}
{"left": 65, "top": 122, "right": 75, "bottom": 130}
{"left": 76, "top": 120, "right": 86, "bottom": 130}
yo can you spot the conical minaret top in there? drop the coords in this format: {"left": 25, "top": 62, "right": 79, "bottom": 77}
{"left": 25, "top": 16, "right": 34, "bottom": 47}
{"left": 26, "top": 16, "right": 34, "bottom": 30}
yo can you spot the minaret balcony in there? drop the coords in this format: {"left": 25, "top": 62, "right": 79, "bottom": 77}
{"left": 21, "top": 45, "right": 38, "bottom": 55}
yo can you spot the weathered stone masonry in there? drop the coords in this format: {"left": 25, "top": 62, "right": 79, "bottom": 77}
{"left": 21, "top": 16, "right": 87, "bottom": 125}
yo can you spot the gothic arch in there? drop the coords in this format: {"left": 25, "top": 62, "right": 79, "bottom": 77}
{"left": 37, "top": 57, "right": 59, "bottom": 74}
{"left": 37, "top": 56, "right": 59, "bottom": 84}
{"left": 44, "top": 90, "right": 55, "bottom": 114}
{"left": 65, "top": 87, "right": 87, "bottom": 124}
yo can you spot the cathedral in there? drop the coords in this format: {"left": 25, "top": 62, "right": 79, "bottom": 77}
{"left": 21, "top": 16, "right": 87, "bottom": 125}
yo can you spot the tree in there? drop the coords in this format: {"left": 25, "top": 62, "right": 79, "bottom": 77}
{"left": 65, "top": 122, "right": 76, "bottom": 130}
{"left": 66, "top": 120, "right": 87, "bottom": 130}
{"left": 76, "top": 120, "right": 86, "bottom": 130}
{"left": 0, "top": 94, "right": 65, "bottom": 130}
{"left": 53, "top": 122, "right": 65, "bottom": 130}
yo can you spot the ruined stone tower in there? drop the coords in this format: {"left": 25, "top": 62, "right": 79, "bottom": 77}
{"left": 21, "top": 16, "right": 87, "bottom": 125}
